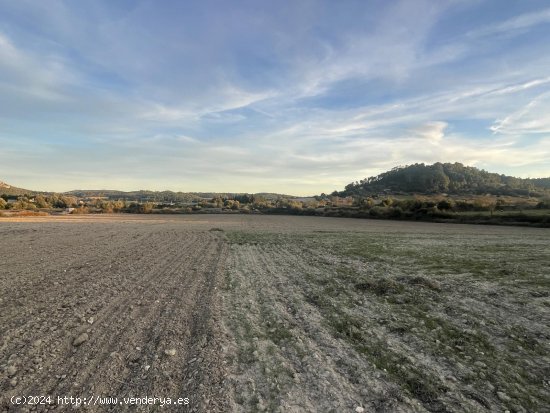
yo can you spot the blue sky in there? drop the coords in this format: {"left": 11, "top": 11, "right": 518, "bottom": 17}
{"left": 1, "top": 0, "right": 549, "bottom": 195}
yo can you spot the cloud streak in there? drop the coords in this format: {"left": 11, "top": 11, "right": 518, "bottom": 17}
{"left": 0, "top": 0, "right": 549, "bottom": 194}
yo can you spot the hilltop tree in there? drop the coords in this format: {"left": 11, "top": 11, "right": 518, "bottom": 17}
{"left": 338, "top": 162, "right": 548, "bottom": 197}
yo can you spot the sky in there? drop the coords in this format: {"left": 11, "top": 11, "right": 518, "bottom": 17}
{"left": 1, "top": 0, "right": 550, "bottom": 195}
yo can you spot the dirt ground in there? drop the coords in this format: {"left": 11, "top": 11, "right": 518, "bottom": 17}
{"left": 0, "top": 216, "right": 229, "bottom": 412}
{"left": 1, "top": 215, "right": 549, "bottom": 412}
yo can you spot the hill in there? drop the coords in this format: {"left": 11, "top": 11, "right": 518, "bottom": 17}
{"left": 64, "top": 190, "right": 295, "bottom": 203}
{"left": 0, "top": 181, "right": 34, "bottom": 197}
{"left": 338, "top": 162, "right": 550, "bottom": 197}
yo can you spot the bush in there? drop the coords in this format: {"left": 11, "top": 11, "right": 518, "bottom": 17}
{"left": 71, "top": 206, "right": 90, "bottom": 214}
{"left": 369, "top": 206, "right": 387, "bottom": 217}
{"left": 437, "top": 199, "right": 453, "bottom": 210}
{"left": 388, "top": 206, "right": 403, "bottom": 218}
{"left": 127, "top": 202, "right": 154, "bottom": 213}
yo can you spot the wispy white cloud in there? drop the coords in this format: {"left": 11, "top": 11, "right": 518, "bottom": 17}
{"left": 466, "top": 7, "right": 550, "bottom": 39}
{"left": 491, "top": 92, "right": 550, "bottom": 135}
{"left": 1, "top": 1, "right": 550, "bottom": 194}
{"left": 484, "top": 77, "right": 550, "bottom": 96}
{"left": 0, "top": 32, "right": 73, "bottom": 102}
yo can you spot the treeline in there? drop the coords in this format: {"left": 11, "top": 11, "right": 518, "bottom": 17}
{"left": 0, "top": 194, "right": 78, "bottom": 210}
{"left": 270, "top": 195, "right": 550, "bottom": 227}
{"left": 66, "top": 189, "right": 202, "bottom": 203}
{"left": 352, "top": 196, "right": 548, "bottom": 216}
{"left": 189, "top": 194, "right": 322, "bottom": 211}
{"left": 0, "top": 194, "right": 155, "bottom": 214}
{"left": 0, "top": 193, "right": 316, "bottom": 214}
{"left": 340, "top": 162, "right": 549, "bottom": 197}
{"left": 65, "top": 189, "right": 292, "bottom": 203}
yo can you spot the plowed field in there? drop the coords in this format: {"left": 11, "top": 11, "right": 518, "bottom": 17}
{"left": 1, "top": 215, "right": 549, "bottom": 412}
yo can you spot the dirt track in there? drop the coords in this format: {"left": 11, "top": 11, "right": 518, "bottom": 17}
{"left": 1, "top": 215, "right": 549, "bottom": 412}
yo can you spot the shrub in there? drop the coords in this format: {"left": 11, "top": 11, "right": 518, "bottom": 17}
{"left": 388, "top": 206, "right": 403, "bottom": 218}
{"left": 369, "top": 206, "right": 387, "bottom": 217}
{"left": 355, "top": 278, "right": 404, "bottom": 295}
{"left": 437, "top": 199, "right": 453, "bottom": 210}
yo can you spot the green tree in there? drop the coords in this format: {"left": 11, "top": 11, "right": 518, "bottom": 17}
{"left": 437, "top": 199, "right": 453, "bottom": 210}
{"left": 34, "top": 195, "right": 50, "bottom": 208}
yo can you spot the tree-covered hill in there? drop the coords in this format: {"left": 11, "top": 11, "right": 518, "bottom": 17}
{"left": 528, "top": 178, "right": 550, "bottom": 190}
{"left": 339, "top": 163, "right": 550, "bottom": 196}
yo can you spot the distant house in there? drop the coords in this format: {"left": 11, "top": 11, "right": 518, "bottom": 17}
{"left": 330, "top": 196, "right": 354, "bottom": 207}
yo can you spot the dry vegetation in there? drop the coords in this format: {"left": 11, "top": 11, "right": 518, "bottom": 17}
{"left": 1, "top": 215, "right": 549, "bottom": 412}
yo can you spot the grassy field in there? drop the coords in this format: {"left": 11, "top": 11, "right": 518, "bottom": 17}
{"left": 222, "top": 219, "right": 550, "bottom": 412}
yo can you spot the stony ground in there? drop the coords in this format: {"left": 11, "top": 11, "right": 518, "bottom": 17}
{"left": 1, "top": 215, "right": 549, "bottom": 412}
{"left": 0, "top": 216, "right": 230, "bottom": 412}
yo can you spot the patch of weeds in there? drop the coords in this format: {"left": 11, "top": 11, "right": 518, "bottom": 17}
{"left": 507, "top": 325, "right": 547, "bottom": 356}
{"left": 403, "top": 374, "right": 448, "bottom": 410}
{"left": 329, "top": 312, "right": 364, "bottom": 342}
{"left": 337, "top": 239, "right": 393, "bottom": 262}
{"left": 224, "top": 271, "right": 238, "bottom": 291}
{"left": 232, "top": 312, "right": 259, "bottom": 365}
{"left": 266, "top": 325, "right": 293, "bottom": 345}
{"left": 388, "top": 323, "right": 410, "bottom": 335}
{"left": 321, "top": 283, "right": 341, "bottom": 297}
{"left": 359, "top": 342, "right": 407, "bottom": 375}
{"left": 397, "top": 294, "right": 432, "bottom": 310}
{"left": 358, "top": 338, "right": 449, "bottom": 410}
{"left": 226, "top": 231, "right": 270, "bottom": 245}
{"left": 413, "top": 312, "right": 494, "bottom": 356}
{"left": 437, "top": 324, "right": 492, "bottom": 353}
{"left": 237, "top": 344, "right": 257, "bottom": 365}
{"left": 209, "top": 227, "right": 224, "bottom": 232}
{"left": 369, "top": 385, "right": 404, "bottom": 412}
{"left": 335, "top": 266, "right": 360, "bottom": 281}
{"left": 304, "top": 292, "right": 328, "bottom": 308}
{"left": 463, "top": 390, "right": 491, "bottom": 410}
{"left": 399, "top": 275, "right": 442, "bottom": 291}
{"left": 355, "top": 277, "right": 404, "bottom": 296}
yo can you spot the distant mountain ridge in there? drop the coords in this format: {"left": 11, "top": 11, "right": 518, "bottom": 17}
{"left": 0, "top": 180, "right": 295, "bottom": 202}
{"left": 4, "top": 163, "right": 550, "bottom": 200}
{"left": 65, "top": 189, "right": 293, "bottom": 202}
{"left": 338, "top": 162, "right": 550, "bottom": 197}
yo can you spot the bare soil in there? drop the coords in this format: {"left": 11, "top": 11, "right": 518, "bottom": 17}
{"left": 1, "top": 217, "right": 229, "bottom": 412}
{"left": 1, "top": 215, "right": 549, "bottom": 412}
